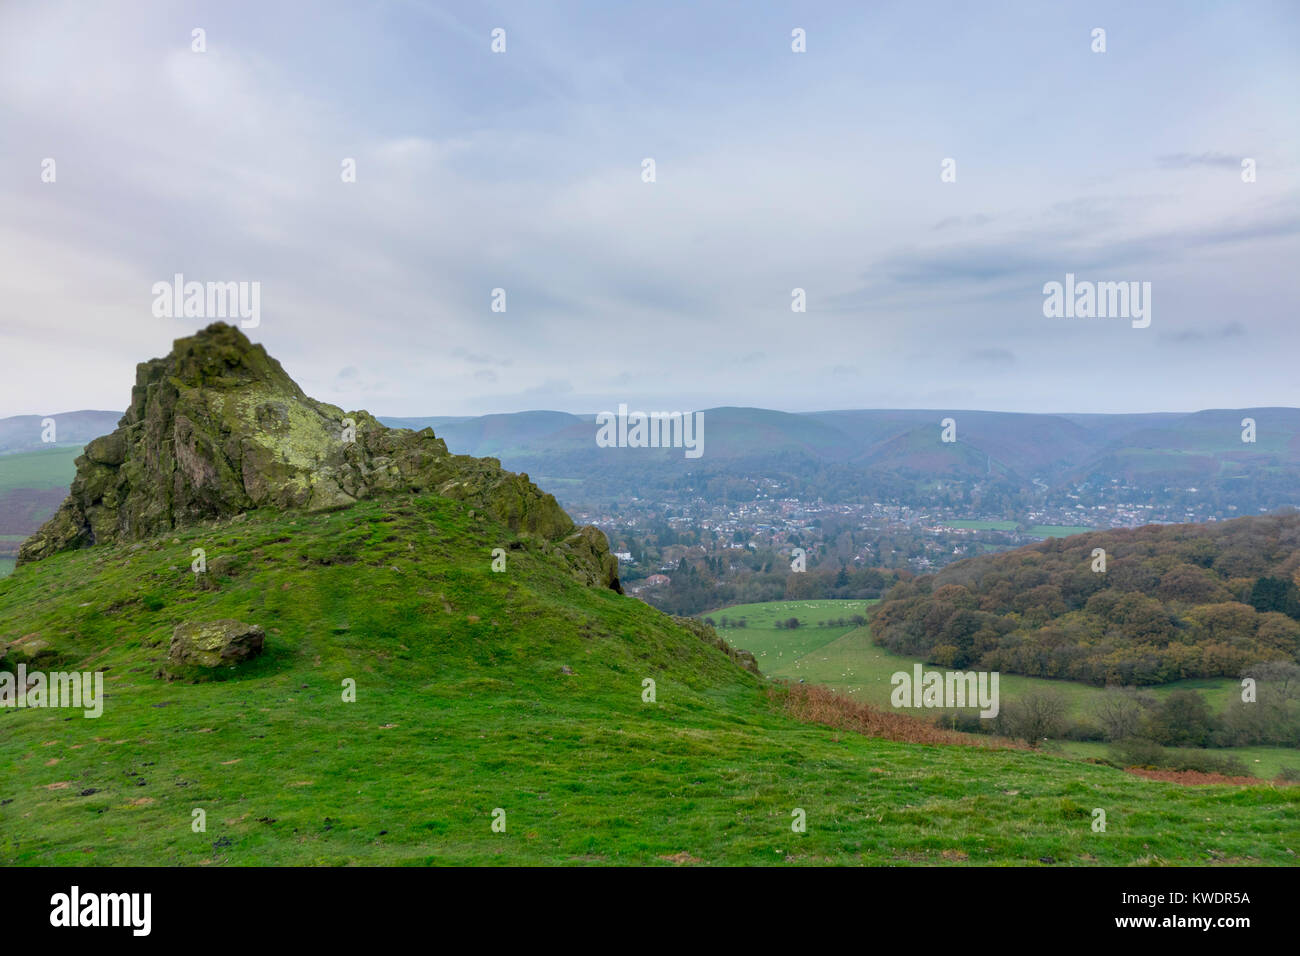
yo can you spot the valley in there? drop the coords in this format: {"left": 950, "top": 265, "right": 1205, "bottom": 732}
{"left": 2, "top": 326, "right": 1297, "bottom": 868}
{"left": 706, "top": 599, "right": 1300, "bottom": 782}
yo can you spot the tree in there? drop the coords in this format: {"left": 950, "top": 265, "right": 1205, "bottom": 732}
{"left": 998, "top": 690, "right": 1068, "bottom": 746}
{"left": 1142, "top": 690, "right": 1214, "bottom": 747}
{"left": 1091, "top": 687, "right": 1148, "bottom": 742}
{"left": 1250, "top": 576, "right": 1300, "bottom": 618}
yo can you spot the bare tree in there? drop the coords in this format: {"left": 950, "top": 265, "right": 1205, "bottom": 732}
{"left": 1092, "top": 687, "right": 1148, "bottom": 742}
{"left": 999, "top": 690, "right": 1068, "bottom": 746}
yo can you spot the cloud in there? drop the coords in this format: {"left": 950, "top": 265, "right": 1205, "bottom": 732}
{"left": 1157, "top": 152, "right": 1243, "bottom": 169}
{"left": 966, "top": 348, "right": 1016, "bottom": 365}
{"left": 452, "top": 348, "right": 512, "bottom": 367}
{"left": 0, "top": 0, "right": 1296, "bottom": 418}
{"left": 932, "top": 214, "right": 994, "bottom": 231}
{"left": 1159, "top": 321, "right": 1249, "bottom": 345}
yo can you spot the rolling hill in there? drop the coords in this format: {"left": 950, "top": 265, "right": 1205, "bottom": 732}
{"left": 10, "top": 405, "right": 1300, "bottom": 521}
{"left": 4, "top": 323, "right": 1297, "bottom": 866}
{"left": 870, "top": 513, "right": 1300, "bottom": 686}
{"left": 0, "top": 410, "right": 120, "bottom": 455}
{"left": 368, "top": 405, "right": 1300, "bottom": 512}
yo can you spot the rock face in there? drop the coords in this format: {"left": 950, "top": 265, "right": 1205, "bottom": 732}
{"left": 19, "top": 323, "right": 621, "bottom": 593}
{"left": 557, "top": 525, "right": 622, "bottom": 593}
{"left": 169, "top": 620, "right": 265, "bottom": 668}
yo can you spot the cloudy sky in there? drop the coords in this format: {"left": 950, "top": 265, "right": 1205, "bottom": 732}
{"left": 2, "top": 0, "right": 1297, "bottom": 418}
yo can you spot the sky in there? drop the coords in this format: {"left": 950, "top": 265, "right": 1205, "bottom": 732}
{"left": 1, "top": 0, "right": 1298, "bottom": 418}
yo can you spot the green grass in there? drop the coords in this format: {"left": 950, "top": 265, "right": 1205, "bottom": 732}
{"left": 712, "top": 600, "right": 1296, "bottom": 779}
{"left": 1029, "top": 525, "right": 1093, "bottom": 537}
{"left": 0, "top": 558, "right": 13, "bottom": 579}
{"left": 703, "top": 599, "right": 869, "bottom": 664}
{"left": 1059, "top": 743, "right": 1300, "bottom": 781}
{"left": 936, "top": 521, "right": 1092, "bottom": 537}
{"left": 0, "top": 446, "right": 81, "bottom": 492}
{"left": 2, "top": 504, "right": 1297, "bottom": 865}
{"left": 716, "top": 600, "right": 1241, "bottom": 716}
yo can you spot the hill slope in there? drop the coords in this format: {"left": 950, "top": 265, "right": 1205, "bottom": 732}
{"left": 2, "top": 327, "right": 1297, "bottom": 865}
{"left": 3, "top": 494, "right": 1297, "bottom": 865}
{"left": 372, "top": 405, "right": 1300, "bottom": 513}
{"left": 0, "top": 410, "right": 121, "bottom": 455}
{"left": 871, "top": 514, "right": 1300, "bottom": 685}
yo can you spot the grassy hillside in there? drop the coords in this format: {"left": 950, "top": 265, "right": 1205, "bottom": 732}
{"left": 4, "top": 504, "right": 1298, "bottom": 865}
{"left": 0, "top": 446, "right": 83, "bottom": 492}
{"left": 713, "top": 599, "right": 1300, "bottom": 780}
{"left": 718, "top": 600, "right": 1244, "bottom": 716}
{"left": 0, "top": 447, "right": 82, "bottom": 575}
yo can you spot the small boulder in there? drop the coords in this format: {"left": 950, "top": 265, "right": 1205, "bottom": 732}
{"left": 168, "top": 620, "right": 265, "bottom": 668}
{"left": 84, "top": 432, "right": 127, "bottom": 466}
{"left": 4, "top": 635, "right": 55, "bottom": 666}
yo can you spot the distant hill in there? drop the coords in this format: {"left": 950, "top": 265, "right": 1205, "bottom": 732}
{"left": 0, "top": 410, "right": 120, "bottom": 454}
{"left": 8, "top": 404, "right": 1300, "bottom": 543}
{"left": 870, "top": 513, "right": 1300, "bottom": 686}
{"left": 376, "top": 405, "right": 1300, "bottom": 512}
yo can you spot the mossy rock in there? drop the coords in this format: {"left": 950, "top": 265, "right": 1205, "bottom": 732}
{"left": 17, "top": 323, "right": 610, "bottom": 590}
{"left": 167, "top": 620, "right": 265, "bottom": 669}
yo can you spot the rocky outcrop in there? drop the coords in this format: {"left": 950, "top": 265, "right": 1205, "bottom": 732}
{"left": 557, "top": 525, "right": 622, "bottom": 593}
{"left": 19, "top": 323, "right": 618, "bottom": 592}
{"left": 168, "top": 620, "right": 265, "bottom": 668}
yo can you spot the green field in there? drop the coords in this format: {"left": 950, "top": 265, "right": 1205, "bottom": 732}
{"left": 1059, "top": 742, "right": 1300, "bottom": 781}
{"left": 939, "top": 520, "right": 1092, "bottom": 538}
{"left": 0, "top": 446, "right": 81, "bottom": 492}
{"left": 711, "top": 599, "right": 1296, "bottom": 778}
{"left": 0, "top": 447, "right": 81, "bottom": 578}
{"left": 2, "top": 507, "right": 1297, "bottom": 865}
{"left": 1029, "top": 525, "right": 1094, "bottom": 538}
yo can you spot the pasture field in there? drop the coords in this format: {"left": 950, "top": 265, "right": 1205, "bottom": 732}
{"left": 0, "top": 446, "right": 81, "bottom": 492}
{"left": 710, "top": 599, "right": 1295, "bottom": 779}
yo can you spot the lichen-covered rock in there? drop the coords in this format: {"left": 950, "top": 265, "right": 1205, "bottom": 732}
{"left": 19, "top": 323, "right": 589, "bottom": 572}
{"left": 558, "top": 525, "right": 623, "bottom": 594}
{"left": 168, "top": 620, "right": 265, "bottom": 668}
